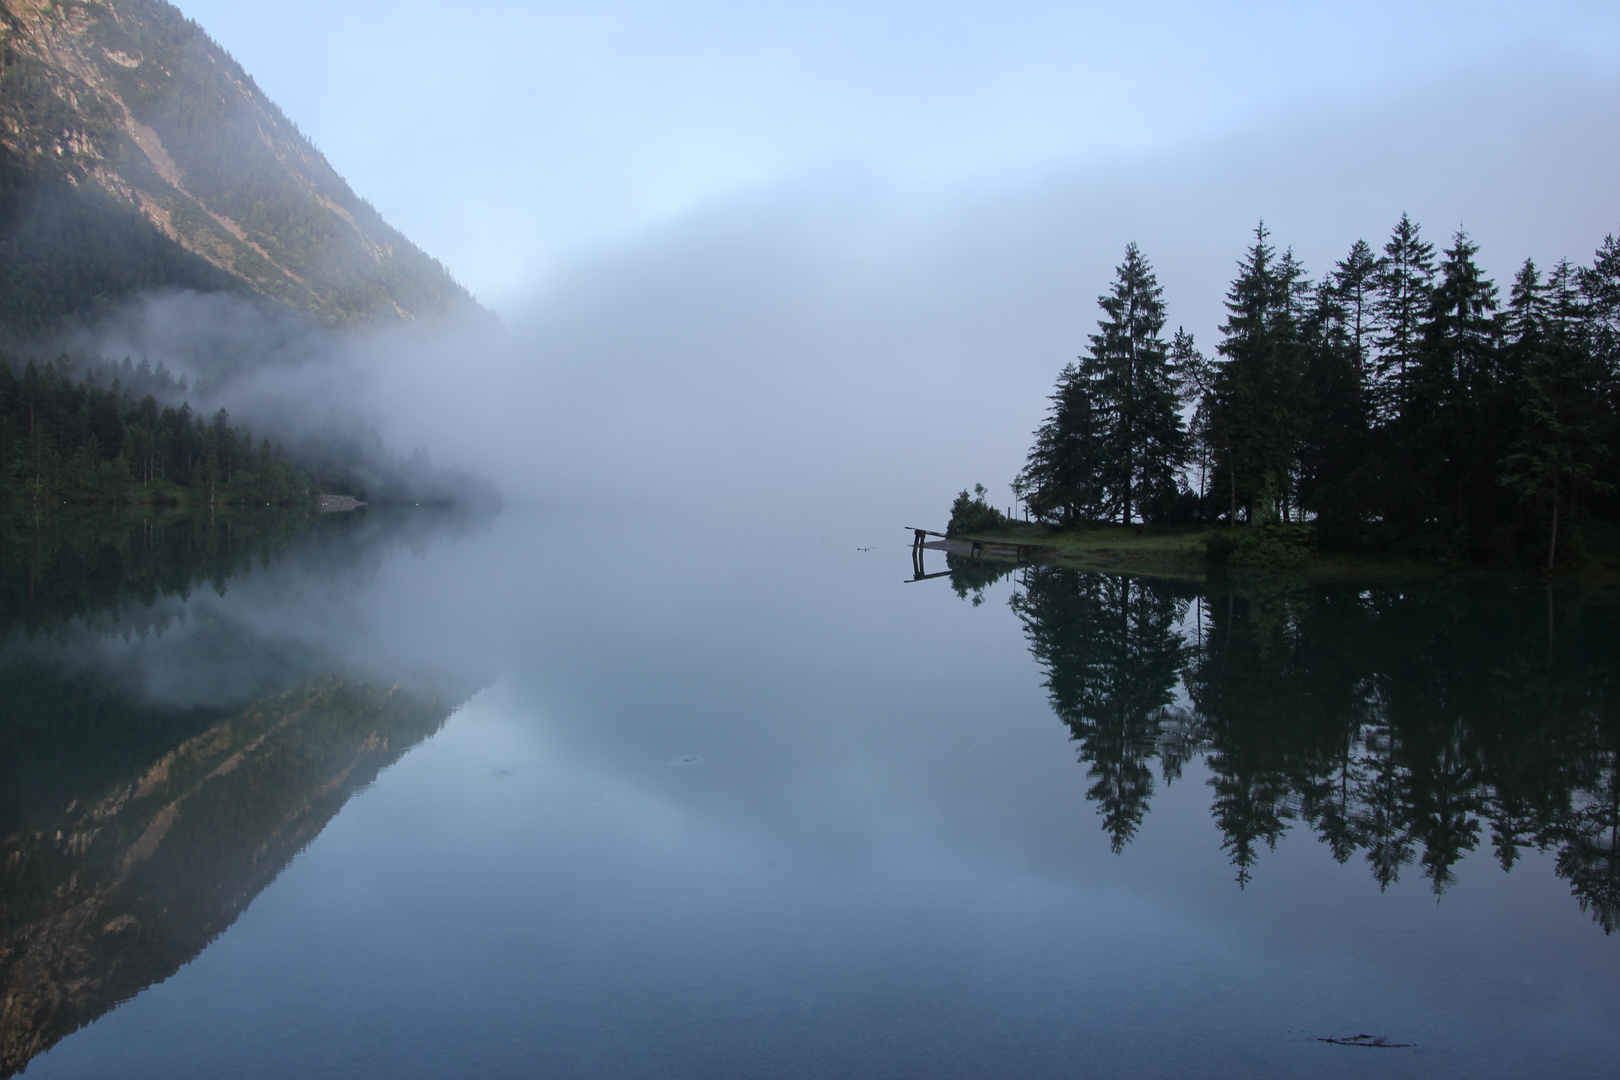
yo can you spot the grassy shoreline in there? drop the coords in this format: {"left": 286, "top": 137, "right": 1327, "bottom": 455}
{"left": 943, "top": 521, "right": 1620, "bottom": 584}
{"left": 1, "top": 478, "right": 319, "bottom": 511}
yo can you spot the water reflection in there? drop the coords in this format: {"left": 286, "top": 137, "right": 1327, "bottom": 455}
{"left": 1, "top": 508, "right": 314, "bottom": 641}
{"left": 1011, "top": 571, "right": 1197, "bottom": 853}
{"left": 1, "top": 506, "right": 492, "bottom": 641}
{"left": 0, "top": 509, "right": 490, "bottom": 1078}
{"left": 979, "top": 565, "right": 1620, "bottom": 930}
{"left": 9, "top": 513, "right": 1617, "bottom": 1077}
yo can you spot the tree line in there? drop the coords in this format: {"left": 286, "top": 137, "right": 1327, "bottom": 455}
{"left": 0, "top": 353, "right": 502, "bottom": 510}
{"left": 1018, "top": 219, "right": 1620, "bottom": 568}
{"left": 986, "top": 564, "right": 1620, "bottom": 931}
{"left": 1, "top": 355, "right": 311, "bottom": 507}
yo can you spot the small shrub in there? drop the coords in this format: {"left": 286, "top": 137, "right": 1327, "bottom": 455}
{"left": 1206, "top": 522, "right": 1314, "bottom": 570}
{"left": 946, "top": 484, "right": 1009, "bottom": 537}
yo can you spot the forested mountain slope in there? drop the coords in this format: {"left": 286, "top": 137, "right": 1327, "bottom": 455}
{"left": 0, "top": 0, "right": 474, "bottom": 331}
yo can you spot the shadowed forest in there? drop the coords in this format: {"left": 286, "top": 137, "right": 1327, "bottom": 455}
{"left": 1010, "top": 217, "right": 1620, "bottom": 571}
{"left": 0, "top": 355, "right": 499, "bottom": 508}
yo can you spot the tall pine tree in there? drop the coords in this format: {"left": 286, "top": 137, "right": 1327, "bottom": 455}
{"left": 1504, "top": 258, "right": 1612, "bottom": 568}
{"left": 1020, "top": 362, "right": 1104, "bottom": 526}
{"left": 1298, "top": 241, "right": 1377, "bottom": 528}
{"left": 1213, "top": 223, "right": 1308, "bottom": 523}
{"left": 1579, "top": 233, "right": 1620, "bottom": 506}
{"left": 1411, "top": 230, "right": 1501, "bottom": 535}
{"left": 1373, "top": 213, "right": 1436, "bottom": 421}
{"left": 1083, "top": 243, "right": 1187, "bottom": 523}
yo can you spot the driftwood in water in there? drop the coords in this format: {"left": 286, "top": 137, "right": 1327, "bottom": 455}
{"left": 1316, "top": 1034, "right": 1414, "bottom": 1049}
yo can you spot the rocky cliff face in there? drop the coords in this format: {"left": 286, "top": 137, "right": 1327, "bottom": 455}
{"left": 0, "top": 0, "right": 474, "bottom": 326}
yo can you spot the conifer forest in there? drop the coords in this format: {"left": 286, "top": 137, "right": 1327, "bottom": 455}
{"left": 1016, "top": 217, "right": 1620, "bottom": 570}
{"left": 0, "top": 356, "right": 311, "bottom": 507}
{"left": 0, "top": 354, "right": 497, "bottom": 509}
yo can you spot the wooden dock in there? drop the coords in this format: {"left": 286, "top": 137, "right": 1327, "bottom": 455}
{"left": 905, "top": 527, "right": 1054, "bottom": 580}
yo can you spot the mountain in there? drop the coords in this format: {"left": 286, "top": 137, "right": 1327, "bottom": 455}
{"left": 0, "top": 0, "right": 475, "bottom": 332}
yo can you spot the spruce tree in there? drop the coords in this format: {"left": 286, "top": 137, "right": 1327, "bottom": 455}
{"left": 1412, "top": 230, "right": 1501, "bottom": 533}
{"left": 1506, "top": 259, "right": 1546, "bottom": 340}
{"left": 1423, "top": 231, "right": 1501, "bottom": 393}
{"left": 1373, "top": 213, "right": 1436, "bottom": 420}
{"left": 1020, "top": 362, "right": 1103, "bottom": 526}
{"left": 1579, "top": 233, "right": 1620, "bottom": 502}
{"left": 1501, "top": 258, "right": 1547, "bottom": 409}
{"left": 1504, "top": 259, "right": 1612, "bottom": 568}
{"left": 1334, "top": 239, "right": 1380, "bottom": 364}
{"left": 1581, "top": 233, "right": 1620, "bottom": 372}
{"left": 1172, "top": 328, "right": 1232, "bottom": 518}
{"left": 1298, "top": 243, "right": 1376, "bottom": 528}
{"left": 1212, "top": 223, "right": 1308, "bottom": 523}
{"left": 1082, "top": 243, "right": 1186, "bottom": 523}
{"left": 1010, "top": 219, "right": 1620, "bottom": 562}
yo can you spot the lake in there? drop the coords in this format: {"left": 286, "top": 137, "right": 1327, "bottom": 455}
{"left": 4, "top": 505, "right": 1618, "bottom": 1078}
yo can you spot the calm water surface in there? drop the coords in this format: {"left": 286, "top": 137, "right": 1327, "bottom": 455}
{"left": 4, "top": 506, "right": 1618, "bottom": 1078}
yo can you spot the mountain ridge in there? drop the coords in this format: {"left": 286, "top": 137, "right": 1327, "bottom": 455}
{"left": 0, "top": 0, "right": 476, "bottom": 329}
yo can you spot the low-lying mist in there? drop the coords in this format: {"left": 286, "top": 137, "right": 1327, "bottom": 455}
{"left": 53, "top": 52, "right": 1620, "bottom": 529}
{"left": 52, "top": 291, "right": 501, "bottom": 506}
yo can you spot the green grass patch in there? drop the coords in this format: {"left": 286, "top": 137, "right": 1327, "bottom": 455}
{"left": 947, "top": 520, "right": 1620, "bottom": 583}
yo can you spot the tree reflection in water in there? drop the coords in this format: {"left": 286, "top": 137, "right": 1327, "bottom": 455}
{"left": 1011, "top": 570, "right": 1195, "bottom": 852}
{"left": 988, "top": 564, "right": 1620, "bottom": 930}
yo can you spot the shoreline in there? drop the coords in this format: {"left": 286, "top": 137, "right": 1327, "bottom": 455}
{"left": 930, "top": 522, "right": 1620, "bottom": 585}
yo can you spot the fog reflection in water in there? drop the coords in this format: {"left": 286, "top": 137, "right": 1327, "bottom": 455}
{"left": 8, "top": 509, "right": 1620, "bottom": 1078}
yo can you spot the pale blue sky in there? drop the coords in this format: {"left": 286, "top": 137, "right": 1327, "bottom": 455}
{"left": 181, "top": 1, "right": 1620, "bottom": 311}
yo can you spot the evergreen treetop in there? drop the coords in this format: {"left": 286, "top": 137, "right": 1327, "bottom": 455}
{"left": 1373, "top": 212, "right": 1436, "bottom": 418}
{"left": 1083, "top": 243, "right": 1186, "bottom": 523}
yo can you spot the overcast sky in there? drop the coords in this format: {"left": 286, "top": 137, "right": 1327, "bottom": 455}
{"left": 166, "top": 1, "right": 1620, "bottom": 514}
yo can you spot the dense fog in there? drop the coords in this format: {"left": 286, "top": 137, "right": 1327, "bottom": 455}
{"left": 49, "top": 47, "right": 1617, "bottom": 531}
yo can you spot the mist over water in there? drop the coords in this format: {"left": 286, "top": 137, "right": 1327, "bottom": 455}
{"left": 8, "top": 502, "right": 1620, "bottom": 1079}
{"left": 10, "top": 16, "right": 1620, "bottom": 1076}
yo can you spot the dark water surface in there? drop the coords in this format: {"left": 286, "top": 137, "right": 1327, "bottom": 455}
{"left": 4, "top": 507, "right": 1619, "bottom": 1078}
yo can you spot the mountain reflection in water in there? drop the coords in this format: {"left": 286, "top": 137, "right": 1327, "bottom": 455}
{"left": 0, "top": 509, "right": 491, "bottom": 1078}
{"left": 6, "top": 512, "right": 1620, "bottom": 1078}
{"left": 949, "top": 556, "right": 1620, "bottom": 928}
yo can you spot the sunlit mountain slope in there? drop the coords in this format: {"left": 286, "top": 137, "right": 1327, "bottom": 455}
{"left": 0, "top": 0, "right": 475, "bottom": 330}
